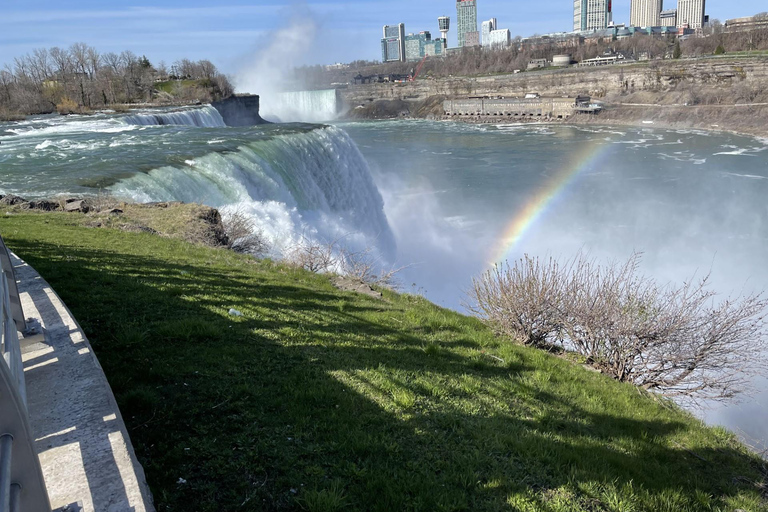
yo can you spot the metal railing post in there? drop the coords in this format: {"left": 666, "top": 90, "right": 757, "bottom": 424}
{"left": 0, "top": 434, "right": 13, "bottom": 512}
{"left": 0, "top": 236, "right": 52, "bottom": 512}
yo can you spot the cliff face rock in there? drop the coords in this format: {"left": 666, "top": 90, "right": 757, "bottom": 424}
{"left": 211, "top": 95, "right": 268, "bottom": 126}
{"left": 339, "top": 57, "right": 768, "bottom": 112}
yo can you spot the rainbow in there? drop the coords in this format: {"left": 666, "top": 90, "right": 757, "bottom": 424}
{"left": 488, "top": 139, "right": 610, "bottom": 266}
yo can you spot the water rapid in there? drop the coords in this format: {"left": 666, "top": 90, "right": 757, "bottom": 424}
{"left": 109, "top": 124, "right": 394, "bottom": 257}
{"left": 123, "top": 106, "right": 226, "bottom": 127}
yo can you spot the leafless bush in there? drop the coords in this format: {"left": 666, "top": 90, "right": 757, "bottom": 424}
{"left": 470, "top": 252, "right": 768, "bottom": 403}
{"left": 285, "top": 234, "right": 405, "bottom": 288}
{"left": 285, "top": 234, "right": 341, "bottom": 273}
{"left": 342, "top": 246, "right": 408, "bottom": 289}
{"left": 221, "top": 207, "right": 268, "bottom": 256}
{"left": 468, "top": 255, "right": 568, "bottom": 346}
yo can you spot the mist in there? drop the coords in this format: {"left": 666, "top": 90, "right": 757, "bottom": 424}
{"left": 233, "top": 4, "right": 342, "bottom": 123}
{"left": 341, "top": 120, "right": 768, "bottom": 455}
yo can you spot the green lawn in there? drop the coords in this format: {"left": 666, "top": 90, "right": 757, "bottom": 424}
{"left": 1, "top": 212, "right": 766, "bottom": 512}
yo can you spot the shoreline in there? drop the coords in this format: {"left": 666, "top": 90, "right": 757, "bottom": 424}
{"left": 407, "top": 104, "right": 768, "bottom": 142}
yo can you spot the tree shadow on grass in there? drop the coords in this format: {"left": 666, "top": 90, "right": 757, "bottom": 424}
{"left": 6, "top": 236, "right": 767, "bottom": 512}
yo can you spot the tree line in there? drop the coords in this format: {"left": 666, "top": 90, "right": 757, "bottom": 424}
{"left": 296, "top": 18, "right": 768, "bottom": 87}
{"left": 0, "top": 43, "right": 233, "bottom": 119}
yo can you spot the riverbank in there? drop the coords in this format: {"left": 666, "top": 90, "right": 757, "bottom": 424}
{"left": 1, "top": 209, "right": 767, "bottom": 512}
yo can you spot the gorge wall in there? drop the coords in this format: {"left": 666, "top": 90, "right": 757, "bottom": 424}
{"left": 339, "top": 57, "right": 768, "bottom": 135}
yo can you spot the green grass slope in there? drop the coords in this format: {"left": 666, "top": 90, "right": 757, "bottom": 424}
{"left": 1, "top": 212, "right": 766, "bottom": 512}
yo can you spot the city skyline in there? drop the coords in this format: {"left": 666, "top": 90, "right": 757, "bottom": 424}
{"left": 1, "top": 0, "right": 765, "bottom": 71}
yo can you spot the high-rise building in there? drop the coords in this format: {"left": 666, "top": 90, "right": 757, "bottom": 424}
{"left": 405, "top": 31, "right": 444, "bottom": 60}
{"left": 660, "top": 9, "right": 677, "bottom": 27}
{"left": 481, "top": 18, "right": 497, "bottom": 46}
{"left": 630, "top": 0, "right": 662, "bottom": 27}
{"left": 456, "top": 0, "right": 478, "bottom": 47}
{"left": 574, "top": 0, "right": 613, "bottom": 32}
{"left": 677, "top": 0, "right": 705, "bottom": 29}
{"left": 487, "top": 29, "right": 511, "bottom": 49}
{"left": 381, "top": 24, "right": 406, "bottom": 62}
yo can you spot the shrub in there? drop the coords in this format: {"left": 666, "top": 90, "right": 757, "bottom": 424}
{"left": 469, "top": 252, "right": 768, "bottom": 403}
{"left": 220, "top": 206, "right": 268, "bottom": 256}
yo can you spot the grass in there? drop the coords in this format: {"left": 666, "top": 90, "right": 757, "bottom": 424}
{"left": 1, "top": 210, "right": 766, "bottom": 512}
{"left": 154, "top": 80, "right": 205, "bottom": 95}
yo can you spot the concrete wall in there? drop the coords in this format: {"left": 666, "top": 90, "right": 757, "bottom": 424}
{"left": 444, "top": 97, "right": 577, "bottom": 118}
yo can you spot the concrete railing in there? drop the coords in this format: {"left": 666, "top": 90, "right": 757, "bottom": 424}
{"left": 0, "top": 236, "right": 51, "bottom": 512}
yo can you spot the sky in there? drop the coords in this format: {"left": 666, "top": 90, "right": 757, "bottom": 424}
{"left": 1, "top": 1, "right": 766, "bottom": 74}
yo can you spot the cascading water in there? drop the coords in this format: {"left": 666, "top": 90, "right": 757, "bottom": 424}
{"left": 122, "top": 106, "right": 226, "bottom": 127}
{"left": 264, "top": 90, "right": 340, "bottom": 123}
{"left": 109, "top": 125, "right": 395, "bottom": 258}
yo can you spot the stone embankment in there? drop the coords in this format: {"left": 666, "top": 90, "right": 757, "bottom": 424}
{"left": 339, "top": 56, "right": 768, "bottom": 137}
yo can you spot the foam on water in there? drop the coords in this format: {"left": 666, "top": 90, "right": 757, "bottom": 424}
{"left": 122, "top": 106, "right": 226, "bottom": 127}
{"left": 110, "top": 125, "right": 395, "bottom": 259}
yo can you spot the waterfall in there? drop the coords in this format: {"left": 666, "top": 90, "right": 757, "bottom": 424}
{"left": 122, "top": 106, "right": 226, "bottom": 127}
{"left": 109, "top": 125, "right": 394, "bottom": 258}
{"left": 263, "top": 90, "right": 341, "bottom": 123}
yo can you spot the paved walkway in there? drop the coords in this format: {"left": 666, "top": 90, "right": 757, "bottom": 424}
{"left": 13, "top": 252, "right": 155, "bottom": 512}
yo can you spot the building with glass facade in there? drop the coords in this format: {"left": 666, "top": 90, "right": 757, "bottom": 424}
{"left": 404, "top": 31, "right": 444, "bottom": 61}
{"left": 456, "top": 0, "right": 478, "bottom": 47}
{"left": 481, "top": 18, "right": 497, "bottom": 46}
{"left": 574, "top": 0, "right": 613, "bottom": 32}
{"left": 381, "top": 24, "right": 406, "bottom": 62}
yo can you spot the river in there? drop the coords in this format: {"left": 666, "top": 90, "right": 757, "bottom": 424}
{"left": 1, "top": 108, "right": 767, "bottom": 452}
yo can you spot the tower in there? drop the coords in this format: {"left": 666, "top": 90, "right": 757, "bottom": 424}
{"left": 676, "top": 0, "right": 705, "bottom": 28}
{"left": 574, "top": 0, "right": 612, "bottom": 32}
{"left": 456, "top": 0, "right": 478, "bottom": 47}
{"left": 438, "top": 16, "right": 450, "bottom": 48}
{"left": 482, "top": 18, "right": 497, "bottom": 46}
{"left": 381, "top": 24, "right": 406, "bottom": 62}
{"left": 630, "top": 0, "right": 662, "bottom": 27}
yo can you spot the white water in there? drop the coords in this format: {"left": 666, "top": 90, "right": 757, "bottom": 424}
{"left": 123, "top": 106, "right": 226, "bottom": 127}
{"left": 263, "top": 89, "right": 340, "bottom": 123}
{"left": 109, "top": 125, "right": 394, "bottom": 259}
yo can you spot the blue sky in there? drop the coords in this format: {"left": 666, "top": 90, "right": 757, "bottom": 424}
{"left": 1, "top": 1, "right": 765, "bottom": 73}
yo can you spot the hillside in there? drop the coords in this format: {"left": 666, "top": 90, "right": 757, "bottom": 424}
{"left": 1, "top": 209, "right": 766, "bottom": 512}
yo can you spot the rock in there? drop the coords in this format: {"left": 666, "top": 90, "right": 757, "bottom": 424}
{"left": 63, "top": 199, "right": 91, "bottom": 213}
{"left": 0, "top": 194, "right": 28, "bottom": 206}
{"left": 331, "top": 276, "right": 383, "bottom": 299}
{"left": 26, "top": 200, "right": 61, "bottom": 211}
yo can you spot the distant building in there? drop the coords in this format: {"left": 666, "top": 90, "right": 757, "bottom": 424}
{"left": 464, "top": 31, "right": 480, "bottom": 46}
{"left": 574, "top": 0, "right": 613, "bottom": 32}
{"left": 404, "top": 31, "right": 445, "bottom": 61}
{"left": 487, "top": 29, "right": 511, "bottom": 48}
{"left": 527, "top": 58, "right": 548, "bottom": 70}
{"left": 676, "top": 0, "right": 705, "bottom": 29}
{"left": 725, "top": 14, "right": 768, "bottom": 32}
{"left": 438, "top": 16, "right": 451, "bottom": 48}
{"left": 481, "top": 18, "right": 497, "bottom": 46}
{"left": 660, "top": 9, "right": 677, "bottom": 27}
{"left": 456, "top": 0, "right": 478, "bottom": 47}
{"left": 404, "top": 31, "right": 444, "bottom": 61}
{"left": 381, "top": 24, "right": 406, "bottom": 62}
{"left": 630, "top": 0, "right": 662, "bottom": 27}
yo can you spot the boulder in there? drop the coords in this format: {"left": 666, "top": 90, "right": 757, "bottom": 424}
{"left": 63, "top": 199, "right": 92, "bottom": 213}
{"left": 0, "top": 194, "right": 28, "bottom": 206}
{"left": 26, "top": 200, "right": 61, "bottom": 211}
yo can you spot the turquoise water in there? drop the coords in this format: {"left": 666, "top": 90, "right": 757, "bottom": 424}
{"left": 2, "top": 110, "right": 768, "bottom": 449}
